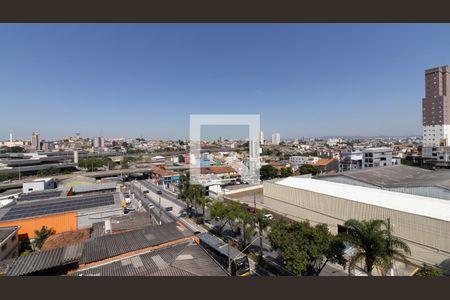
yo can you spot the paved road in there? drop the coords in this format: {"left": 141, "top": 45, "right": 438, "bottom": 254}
{"left": 137, "top": 179, "right": 347, "bottom": 276}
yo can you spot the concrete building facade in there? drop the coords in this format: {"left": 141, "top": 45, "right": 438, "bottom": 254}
{"left": 362, "top": 147, "right": 393, "bottom": 168}
{"left": 271, "top": 133, "right": 280, "bottom": 145}
{"left": 422, "top": 65, "right": 450, "bottom": 162}
{"left": 262, "top": 178, "right": 450, "bottom": 273}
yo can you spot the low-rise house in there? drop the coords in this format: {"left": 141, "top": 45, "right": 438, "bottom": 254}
{"left": 311, "top": 158, "right": 339, "bottom": 175}
{"left": 0, "top": 226, "right": 20, "bottom": 260}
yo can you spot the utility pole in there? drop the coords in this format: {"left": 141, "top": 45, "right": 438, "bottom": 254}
{"left": 253, "top": 191, "right": 257, "bottom": 211}
{"left": 387, "top": 217, "right": 394, "bottom": 276}
{"left": 159, "top": 196, "right": 162, "bottom": 225}
{"left": 227, "top": 240, "right": 232, "bottom": 275}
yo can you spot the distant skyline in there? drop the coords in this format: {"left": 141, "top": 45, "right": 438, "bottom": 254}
{"left": 1, "top": 24, "right": 450, "bottom": 140}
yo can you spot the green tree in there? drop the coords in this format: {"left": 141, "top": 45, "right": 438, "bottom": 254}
{"left": 237, "top": 208, "right": 256, "bottom": 251}
{"left": 255, "top": 209, "right": 272, "bottom": 262}
{"left": 208, "top": 201, "right": 229, "bottom": 233}
{"left": 300, "top": 164, "right": 319, "bottom": 175}
{"left": 121, "top": 158, "right": 129, "bottom": 169}
{"left": 260, "top": 165, "right": 278, "bottom": 179}
{"left": 414, "top": 264, "right": 444, "bottom": 276}
{"left": 197, "top": 195, "right": 211, "bottom": 217}
{"left": 78, "top": 157, "right": 106, "bottom": 171}
{"left": 341, "top": 219, "right": 411, "bottom": 276}
{"left": 280, "top": 167, "right": 293, "bottom": 178}
{"left": 37, "top": 167, "right": 61, "bottom": 176}
{"left": 268, "top": 219, "right": 346, "bottom": 276}
{"left": 33, "top": 226, "right": 56, "bottom": 249}
{"left": 178, "top": 154, "right": 185, "bottom": 163}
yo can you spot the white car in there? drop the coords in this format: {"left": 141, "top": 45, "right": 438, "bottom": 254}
{"left": 264, "top": 213, "right": 273, "bottom": 220}
{"left": 148, "top": 203, "right": 155, "bottom": 209}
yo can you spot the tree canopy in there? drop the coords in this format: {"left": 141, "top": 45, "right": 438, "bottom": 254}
{"left": 268, "top": 219, "right": 346, "bottom": 276}
{"left": 414, "top": 264, "right": 444, "bottom": 276}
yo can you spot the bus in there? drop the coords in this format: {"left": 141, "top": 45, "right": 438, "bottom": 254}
{"left": 197, "top": 232, "right": 250, "bottom": 276}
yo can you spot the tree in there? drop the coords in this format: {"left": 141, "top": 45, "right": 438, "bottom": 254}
{"left": 414, "top": 264, "right": 444, "bottom": 276}
{"left": 300, "top": 164, "right": 319, "bottom": 175}
{"left": 121, "top": 158, "right": 129, "bottom": 169}
{"left": 237, "top": 208, "right": 256, "bottom": 251}
{"left": 268, "top": 219, "right": 346, "bottom": 276}
{"left": 280, "top": 167, "right": 293, "bottom": 178}
{"left": 37, "top": 167, "right": 61, "bottom": 176}
{"left": 197, "top": 196, "right": 211, "bottom": 218}
{"left": 34, "top": 226, "right": 55, "bottom": 249}
{"left": 185, "top": 184, "right": 204, "bottom": 217}
{"left": 78, "top": 157, "right": 106, "bottom": 171}
{"left": 178, "top": 154, "right": 185, "bottom": 163}
{"left": 255, "top": 209, "right": 272, "bottom": 262}
{"left": 208, "top": 201, "right": 229, "bottom": 233}
{"left": 341, "top": 219, "right": 411, "bottom": 276}
{"left": 260, "top": 165, "right": 278, "bottom": 179}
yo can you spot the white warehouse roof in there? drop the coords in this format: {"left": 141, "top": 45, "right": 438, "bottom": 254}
{"left": 275, "top": 177, "right": 450, "bottom": 222}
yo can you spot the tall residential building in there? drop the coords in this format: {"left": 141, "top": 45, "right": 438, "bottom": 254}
{"left": 31, "top": 132, "right": 40, "bottom": 150}
{"left": 93, "top": 137, "right": 105, "bottom": 148}
{"left": 260, "top": 131, "right": 264, "bottom": 145}
{"left": 272, "top": 132, "right": 280, "bottom": 145}
{"left": 9, "top": 133, "right": 12, "bottom": 143}
{"left": 422, "top": 65, "right": 450, "bottom": 162}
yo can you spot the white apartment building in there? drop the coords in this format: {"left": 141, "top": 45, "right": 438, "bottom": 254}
{"left": 362, "top": 147, "right": 393, "bottom": 168}
{"left": 272, "top": 133, "right": 281, "bottom": 145}
{"left": 289, "top": 156, "right": 320, "bottom": 166}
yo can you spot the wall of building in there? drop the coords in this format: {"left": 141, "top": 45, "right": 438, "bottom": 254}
{"left": 0, "top": 212, "right": 78, "bottom": 239}
{"left": 262, "top": 181, "right": 450, "bottom": 270}
{"left": 0, "top": 229, "right": 19, "bottom": 260}
{"left": 77, "top": 207, "right": 124, "bottom": 229}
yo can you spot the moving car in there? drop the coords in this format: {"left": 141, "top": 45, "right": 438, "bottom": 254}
{"left": 148, "top": 203, "right": 155, "bottom": 209}
{"left": 165, "top": 206, "right": 173, "bottom": 211}
{"left": 143, "top": 190, "right": 149, "bottom": 194}
{"left": 157, "top": 190, "right": 163, "bottom": 195}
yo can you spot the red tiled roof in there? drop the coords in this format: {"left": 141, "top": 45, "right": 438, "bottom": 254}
{"left": 311, "top": 158, "right": 337, "bottom": 167}
{"left": 200, "top": 166, "right": 237, "bottom": 175}
{"left": 152, "top": 167, "right": 179, "bottom": 177}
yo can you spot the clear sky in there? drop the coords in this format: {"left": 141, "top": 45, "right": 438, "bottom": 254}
{"left": 1, "top": 24, "right": 450, "bottom": 141}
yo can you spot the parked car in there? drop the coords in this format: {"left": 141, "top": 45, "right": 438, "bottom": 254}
{"left": 143, "top": 190, "right": 149, "bottom": 194}
{"left": 247, "top": 207, "right": 256, "bottom": 214}
{"left": 165, "top": 206, "right": 173, "bottom": 211}
{"left": 148, "top": 203, "right": 155, "bottom": 209}
{"left": 157, "top": 190, "right": 162, "bottom": 195}
{"left": 263, "top": 213, "right": 273, "bottom": 220}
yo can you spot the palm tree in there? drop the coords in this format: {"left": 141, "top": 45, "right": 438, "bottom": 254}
{"left": 341, "top": 219, "right": 410, "bottom": 276}
{"left": 255, "top": 209, "right": 271, "bottom": 262}
{"left": 197, "top": 195, "right": 211, "bottom": 217}
{"left": 237, "top": 208, "right": 256, "bottom": 251}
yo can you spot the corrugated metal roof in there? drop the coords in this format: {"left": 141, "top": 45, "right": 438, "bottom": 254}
{"left": 276, "top": 177, "right": 450, "bottom": 222}
{"left": 6, "top": 243, "right": 84, "bottom": 276}
{"left": 80, "top": 223, "right": 190, "bottom": 264}
{"left": 7, "top": 247, "right": 65, "bottom": 276}
{"left": 68, "top": 182, "right": 117, "bottom": 194}
{"left": 72, "top": 241, "right": 227, "bottom": 276}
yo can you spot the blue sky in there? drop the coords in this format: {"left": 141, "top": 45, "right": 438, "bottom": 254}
{"left": 1, "top": 24, "right": 450, "bottom": 141}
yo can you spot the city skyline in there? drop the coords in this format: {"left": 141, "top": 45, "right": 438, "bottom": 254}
{"left": 2, "top": 24, "right": 450, "bottom": 139}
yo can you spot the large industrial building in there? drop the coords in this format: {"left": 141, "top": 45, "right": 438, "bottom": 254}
{"left": 262, "top": 176, "right": 450, "bottom": 273}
